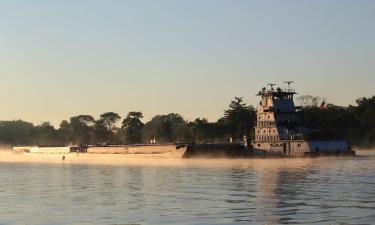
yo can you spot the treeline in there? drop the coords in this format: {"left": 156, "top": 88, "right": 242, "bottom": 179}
{"left": 0, "top": 97, "right": 255, "bottom": 146}
{"left": 1, "top": 95, "right": 375, "bottom": 147}
{"left": 299, "top": 95, "right": 375, "bottom": 147}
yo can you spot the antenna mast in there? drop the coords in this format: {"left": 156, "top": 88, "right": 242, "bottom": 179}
{"left": 284, "top": 81, "right": 294, "bottom": 91}
{"left": 267, "top": 83, "right": 276, "bottom": 91}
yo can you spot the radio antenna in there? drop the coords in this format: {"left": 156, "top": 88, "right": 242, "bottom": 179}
{"left": 267, "top": 83, "right": 276, "bottom": 90}
{"left": 284, "top": 81, "right": 294, "bottom": 91}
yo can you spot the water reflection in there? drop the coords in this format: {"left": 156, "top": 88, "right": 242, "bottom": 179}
{"left": 252, "top": 159, "right": 310, "bottom": 224}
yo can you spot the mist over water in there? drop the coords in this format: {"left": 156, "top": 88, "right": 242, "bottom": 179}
{"left": 0, "top": 151, "right": 374, "bottom": 225}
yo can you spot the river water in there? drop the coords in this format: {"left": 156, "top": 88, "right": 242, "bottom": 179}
{"left": 0, "top": 152, "right": 374, "bottom": 225}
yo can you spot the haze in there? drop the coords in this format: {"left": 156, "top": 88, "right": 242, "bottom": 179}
{"left": 1, "top": 0, "right": 374, "bottom": 126}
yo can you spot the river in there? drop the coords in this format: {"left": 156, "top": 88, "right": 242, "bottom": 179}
{"left": 0, "top": 151, "right": 374, "bottom": 225}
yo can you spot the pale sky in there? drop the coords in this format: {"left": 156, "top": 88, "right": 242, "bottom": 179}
{"left": 0, "top": 0, "right": 374, "bottom": 127}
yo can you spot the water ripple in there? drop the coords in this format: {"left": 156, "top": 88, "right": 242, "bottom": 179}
{"left": 0, "top": 152, "right": 375, "bottom": 225}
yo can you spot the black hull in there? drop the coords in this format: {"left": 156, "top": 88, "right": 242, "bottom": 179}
{"left": 182, "top": 144, "right": 356, "bottom": 158}
{"left": 305, "top": 150, "right": 356, "bottom": 157}
{"left": 182, "top": 144, "right": 252, "bottom": 158}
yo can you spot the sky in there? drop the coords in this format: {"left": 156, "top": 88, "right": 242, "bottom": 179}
{"left": 0, "top": 0, "right": 374, "bottom": 127}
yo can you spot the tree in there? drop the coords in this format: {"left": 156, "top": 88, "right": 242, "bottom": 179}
{"left": 100, "top": 112, "right": 121, "bottom": 131}
{"left": 351, "top": 96, "right": 375, "bottom": 146}
{"left": 94, "top": 119, "right": 110, "bottom": 144}
{"left": 190, "top": 118, "right": 216, "bottom": 143}
{"left": 296, "top": 95, "right": 323, "bottom": 108}
{"left": 58, "top": 120, "right": 72, "bottom": 145}
{"left": 142, "top": 113, "right": 191, "bottom": 143}
{"left": 33, "top": 122, "right": 62, "bottom": 146}
{"left": 91, "top": 112, "right": 121, "bottom": 144}
{"left": 70, "top": 115, "right": 96, "bottom": 145}
{"left": 120, "top": 111, "right": 144, "bottom": 144}
{"left": 0, "top": 120, "right": 34, "bottom": 145}
{"left": 223, "top": 97, "right": 256, "bottom": 141}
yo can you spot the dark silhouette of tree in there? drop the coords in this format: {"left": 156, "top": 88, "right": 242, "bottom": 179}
{"left": 296, "top": 95, "right": 323, "bottom": 107}
{"left": 92, "top": 112, "right": 121, "bottom": 144}
{"left": 70, "top": 115, "right": 95, "bottom": 145}
{"left": 33, "top": 122, "right": 61, "bottom": 146}
{"left": 351, "top": 96, "right": 375, "bottom": 146}
{"left": 58, "top": 120, "right": 72, "bottom": 145}
{"left": 94, "top": 119, "right": 110, "bottom": 144}
{"left": 0, "top": 120, "right": 34, "bottom": 145}
{"left": 223, "top": 97, "right": 256, "bottom": 141}
{"left": 120, "top": 111, "right": 144, "bottom": 144}
{"left": 100, "top": 112, "right": 121, "bottom": 131}
{"left": 142, "top": 113, "right": 191, "bottom": 143}
{"left": 190, "top": 118, "right": 216, "bottom": 143}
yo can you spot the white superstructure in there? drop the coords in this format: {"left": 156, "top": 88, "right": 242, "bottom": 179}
{"left": 253, "top": 83, "right": 350, "bottom": 156}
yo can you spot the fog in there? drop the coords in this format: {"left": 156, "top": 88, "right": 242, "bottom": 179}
{"left": 1, "top": 148, "right": 372, "bottom": 169}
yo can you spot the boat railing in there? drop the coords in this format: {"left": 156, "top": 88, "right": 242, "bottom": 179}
{"left": 257, "top": 121, "right": 276, "bottom": 127}
{"left": 279, "top": 133, "right": 306, "bottom": 140}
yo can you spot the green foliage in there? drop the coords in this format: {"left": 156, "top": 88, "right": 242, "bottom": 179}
{"left": 301, "top": 106, "right": 351, "bottom": 139}
{"left": 190, "top": 118, "right": 213, "bottom": 143}
{"left": 33, "top": 122, "right": 62, "bottom": 146}
{"left": 100, "top": 112, "right": 121, "bottom": 131}
{"left": 223, "top": 97, "right": 256, "bottom": 141}
{"left": 58, "top": 120, "right": 72, "bottom": 145}
{"left": 0, "top": 120, "right": 34, "bottom": 145}
{"left": 300, "top": 96, "right": 375, "bottom": 146}
{"left": 120, "top": 111, "right": 144, "bottom": 144}
{"left": 1, "top": 95, "right": 374, "bottom": 147}
{"left": 92, "top": 112, "right": 121, "bottom": 144}
{"left": 69, "top": 115, "right": 96, "bottom": 145}
{"left": 142, "top": 113, "right": 192, "bottom": 143}
{"left": 94, "top": 119, "right": 111, "bottom": 144}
